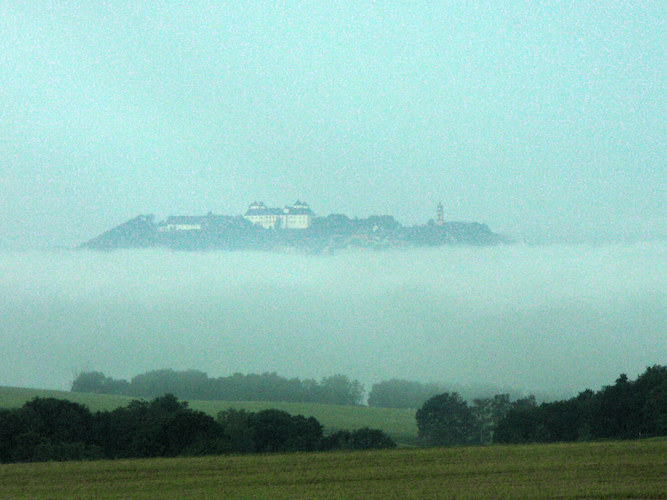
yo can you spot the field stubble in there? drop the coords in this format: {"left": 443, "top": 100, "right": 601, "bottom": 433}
{"left": 1, "top": 440, "right": 665, "bottom": 499}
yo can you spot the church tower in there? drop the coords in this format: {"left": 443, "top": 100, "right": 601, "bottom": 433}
{"left": 436, "top": 202, "right": 444, "bottom": 225}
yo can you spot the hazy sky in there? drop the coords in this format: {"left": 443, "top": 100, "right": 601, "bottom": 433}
{"left": 1, "top": 2, "right": 665, "bottom": 248}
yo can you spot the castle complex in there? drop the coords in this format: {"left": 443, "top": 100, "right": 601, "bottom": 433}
{"left": 243, "top": 200, "right": 315, "bottom": 229}
{"left": 156, "top": 200, "right": 443, "bottom": 232}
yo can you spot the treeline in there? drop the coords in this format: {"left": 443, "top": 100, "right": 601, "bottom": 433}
{"left": 72, "top": 370, "right": 519, "bottom": 409}
{"left": 71, "top": 370, "right": 364, "bottom": 406}
{"left": 416, "top": 365, "right": 667, "bottom": 447}
{"left": 0, "top": 394, "right": 395, "bottom": 463}
{"left": 495, "top": 365, "right": 667, "bottom": 443}
{"left": 366, "top": 379, "right": 522, "bottom": 409}
{"left": 368, "top": 379, "right": 446, "bottom": 409}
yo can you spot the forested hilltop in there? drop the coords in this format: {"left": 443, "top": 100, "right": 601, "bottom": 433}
{"left": 81, "top": 212, "right": 506, "bottom": 251}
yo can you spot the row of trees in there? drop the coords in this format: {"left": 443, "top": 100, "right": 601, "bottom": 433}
{"left": 366, "top": 379, "right": 521, "bottom": 409}
{"left": 416, "top": 365, "right": 667, "bottom": 447}
{"left": 416, "top": 392, "right": 530, "bottom": 446}
{"left": 72, "top": 370, "right": 364, "bottom": 406}
{"left": 494, "top": 365, "right": 667, "bottom": 443}
{"left": 368, "top": 379, "right": 446, "bottom": 409}
{"left": 0, "top": 395, "right": 395, "bottom": 463}
{"left": 73, "top": 370, "right": 521, "bottom": 409}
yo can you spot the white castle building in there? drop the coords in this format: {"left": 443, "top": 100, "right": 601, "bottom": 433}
{"left": 244, "top": 200, "right": 315, "bottom": 229}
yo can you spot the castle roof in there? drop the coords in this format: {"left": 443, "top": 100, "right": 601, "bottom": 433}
{"left": 245, "top": 201, "right": 314, "bottom": 216}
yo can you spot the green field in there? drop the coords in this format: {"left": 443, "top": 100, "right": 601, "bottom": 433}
{"left": 1, "top": 440, "right": 665, "bottom": 499}
{"left": 0, "top": 386, "right": 418, "bottom": 444}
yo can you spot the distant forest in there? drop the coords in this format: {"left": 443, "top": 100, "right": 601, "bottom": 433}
{"left": 71, "top": 370, "right": 365, "bottom": 406}
{"left": 71, "top": 369, "right": 521, "bottom": 409}
{"left": 70, "top": 369, "right": 517, "bottom": 409}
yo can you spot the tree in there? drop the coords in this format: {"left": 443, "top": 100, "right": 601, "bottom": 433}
{"left": 21, "top": 397, "right": 94, "bottom": 444}
{"left": 368, "top": 379, "right": 443, "bottom": 409}
{"left": 349, "top": 427, "right": 396, "bottom": 449}
{"left": 71, "top": 372, "right": 130, "bottom": 395}
{"left": 217, "top": 409, "right": 256, "bottom": 453}
{"left": 494, "top": 396, "right": 545, "bottom": 444}
{"left": 416, "top": 392, "right": 478, "bottom": 447}
{"left": 250, "top": 409, "right": 323, "bottom": 453}
{"left": 71, "top": 371, "right": 107, "bottom": 393}
{"left": 471, "top": 394, "right": 511, "bottom": 444}
{"left": 93, "top": 394, "right": 224, "bottom": 459}
{"left": 644, "top": 380, "right": 667, "bottom": 436}
{"left": 0, "top": 398, "right": 102, "bottom": 462}
{"left": 0, "top": 409, "right": 22, "bottom": 462}
{"left": 72, "top": 369, "right": 368, "bottom": 406}
{"left": 311, "top": 375, "right": 364, "bottom": 406}
{"left": 591, "top": 373, "right": 637, "bottom": 439}
{"left": 321, "top": 428, "right": 396, "bottom": 451}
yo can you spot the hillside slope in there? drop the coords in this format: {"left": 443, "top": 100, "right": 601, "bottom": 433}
{"left": 0, "top": 386, "right": 417, "bottom": 444}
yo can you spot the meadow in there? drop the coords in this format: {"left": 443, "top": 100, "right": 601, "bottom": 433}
{"left": 0, "top": 386, "right": 418, "bottom": 444}
{"left": 0, "top": 440, "right": 665, "bottom": 499}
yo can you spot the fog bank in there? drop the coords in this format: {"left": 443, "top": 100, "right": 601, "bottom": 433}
{"left": 1, "top": 243, "right": 665, "bottom": 398}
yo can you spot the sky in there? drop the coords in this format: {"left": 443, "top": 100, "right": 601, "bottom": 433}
{"left": 0, "top": 1, "right": 665, "bottom": 248}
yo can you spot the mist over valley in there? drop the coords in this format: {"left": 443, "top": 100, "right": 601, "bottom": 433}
{"left": 2, "top": 242, "right": 664, "bottom": 400}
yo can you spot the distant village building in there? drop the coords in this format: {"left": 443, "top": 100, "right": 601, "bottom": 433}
{"left": 158, "top": 215, "right": 206, "bottom": 232}
{"left": 244, "top": 200, "right": 315, "bottom": 229}
{"left": 157, "top": 214, "right": 239, "bottom": 232}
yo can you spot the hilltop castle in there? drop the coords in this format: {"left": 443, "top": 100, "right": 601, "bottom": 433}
{"left": 244, "top": 200, "right": 315, "bottom": 229}
{"left": 156, "top": 200, "right": 444, "bottom": 233}
{"left": 81, "top": 200, "right": 504, "bottom": 251}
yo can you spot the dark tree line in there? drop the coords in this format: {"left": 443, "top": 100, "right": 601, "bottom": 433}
{"left": 415, "top": 366, "right": 667, "bottom": 447}
{"left": 71, "top": 370, "right": 364, "bottom": 406}
{"left": 0, "top": 395, "right": 395, "bottom": 463}
{"left": 494, "top": 365, "right": 667, "bottom": 444}
{"left": 416, "top": 392, "right": 524, "bottom": 446}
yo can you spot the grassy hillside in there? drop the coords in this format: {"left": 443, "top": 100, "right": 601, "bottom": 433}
{"left": 0, "top": 386, "right": 417, "bottom": 444}
{"left": 0, "top": 386, "right": 135, "bottom": 413}
{"left": 1, "top": 440, "right": 665, "bottom": 499}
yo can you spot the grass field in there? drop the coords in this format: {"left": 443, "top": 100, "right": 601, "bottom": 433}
{"left": 0, "top": 440, "right": 665, "bottom": 499}
{"left": 0, "top": 386, "right": 418, "bottom": 444}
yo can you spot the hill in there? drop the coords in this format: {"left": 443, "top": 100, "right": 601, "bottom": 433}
{"left": 81, "top": 210, "right": 507, "bottom": 251}
{"left": 0, "top": 386, "right": 417, "bottom": 445}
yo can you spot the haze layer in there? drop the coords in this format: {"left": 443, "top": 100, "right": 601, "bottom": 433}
{"left": 1, "top": 243, "right": 664, "bottom": 396}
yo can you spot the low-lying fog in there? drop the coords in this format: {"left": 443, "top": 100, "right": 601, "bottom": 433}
{"left": 1, "top": 243, "right": 665, "bottom": 399}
